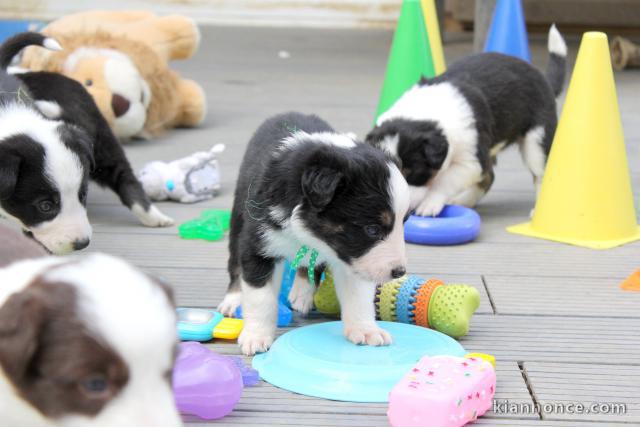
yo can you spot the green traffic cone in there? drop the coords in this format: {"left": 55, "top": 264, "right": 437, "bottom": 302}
{"left": 375, "top": 0, "right": 436, "bottom": 120}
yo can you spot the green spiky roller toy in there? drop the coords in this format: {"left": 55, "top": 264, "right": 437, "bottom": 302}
{"left": 314, "top": 273, "right": 480, "bottom": 338}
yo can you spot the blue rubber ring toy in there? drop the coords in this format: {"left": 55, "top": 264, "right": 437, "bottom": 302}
{"left": 404, "top": 205, "right": 481, "bottom": 245}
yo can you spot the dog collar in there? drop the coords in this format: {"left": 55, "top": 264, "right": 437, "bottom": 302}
{"left": 290, "top": 245, "right": 319, "bottom": 285}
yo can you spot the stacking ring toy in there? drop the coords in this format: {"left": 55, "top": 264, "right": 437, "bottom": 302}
{"left": 404, "top": 205, "right": 481, "bottom": 245}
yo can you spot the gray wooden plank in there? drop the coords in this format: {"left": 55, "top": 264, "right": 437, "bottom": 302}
{"left": 484, "top": 274, "right": 640, "bottom": 318}
{"left": 461, "top": 315, "right": 640, "bottom": 364}
{"left": 88, "top": 229, "right": 640, "bottom": 279}
{"left": 525, "top": 362, "right": 640, "bottom": 423}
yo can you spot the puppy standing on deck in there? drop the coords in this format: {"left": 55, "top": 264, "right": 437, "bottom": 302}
{"left": 0, "top": 33, "right": 173, "bottom": 255}
{"left": 366, "top": 25, "right": 567, "bottom": 217}
{"left": 218, "top": 112, "right": 410, "bottom": 355}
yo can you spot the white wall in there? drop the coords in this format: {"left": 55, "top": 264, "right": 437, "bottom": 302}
{"left": 0, "top": 0, "right": 402, "bottom": 28}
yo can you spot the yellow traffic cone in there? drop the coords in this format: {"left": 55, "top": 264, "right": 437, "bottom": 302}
{"left": 420, "top": 0, "right": 446, "bottom": 75}
{"left": 508, "top": 32, "right": 640, "bottom": 249}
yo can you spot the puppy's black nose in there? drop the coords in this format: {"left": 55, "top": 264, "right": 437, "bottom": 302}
{"left": 72, "top": 238, "right": 90, "bottom": 251}
{"left": 111, "top": 93, "right": 130, "bottom": 118}
{"left": 391, "top": 267, "right": 406, "bottom": 279}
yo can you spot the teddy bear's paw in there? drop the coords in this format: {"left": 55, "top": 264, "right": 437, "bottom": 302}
{"left": 132, "top": 204, "right": 175, "bottom": 227}
{"left": 177, "top": 79, "right": 206, "bottom": 127}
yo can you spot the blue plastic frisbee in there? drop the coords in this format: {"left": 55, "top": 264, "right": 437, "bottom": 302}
{"left": 404, "top": 205, "right": 481, "bottom": 245}
{"left": 252, "top": 321, "right": 465, "bottom": 402}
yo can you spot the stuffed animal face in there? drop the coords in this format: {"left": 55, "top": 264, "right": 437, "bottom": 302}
{"left": 64, "top": 48, "right": 151, "bottom": 139}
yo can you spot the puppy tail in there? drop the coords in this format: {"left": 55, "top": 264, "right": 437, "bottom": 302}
{"left": 0, "top": 32, "right": 62, "bottom": 70}
{"left": 546, "top": 24, "right": 567, "bottom": 97}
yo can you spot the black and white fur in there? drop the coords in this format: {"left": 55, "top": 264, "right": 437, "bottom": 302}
{"left": 0, "top": 33, "right": 173, "bottom": 254}
{"left": 366, "top": 25, "right": 567, "bottom": 216}
{"left": 0, "top": 241, "right": 181, "bottom": 426}
{"left": 218, "top": 112, "right": 410, "bottom": 355}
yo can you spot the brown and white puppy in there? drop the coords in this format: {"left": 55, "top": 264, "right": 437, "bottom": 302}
{"left": 0, "top": 225, "right": 181, "bottom": 427}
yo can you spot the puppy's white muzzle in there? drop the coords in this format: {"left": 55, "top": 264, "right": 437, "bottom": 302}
{"left": 352, "top": 226, "right": 407, "bottom": 284}
{"left": 30, "top": 209, "right": 92, "bottom": 255}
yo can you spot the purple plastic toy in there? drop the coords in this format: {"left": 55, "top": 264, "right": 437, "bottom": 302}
{"left": 173, "top": 342, "right": 244, "bottom": 420}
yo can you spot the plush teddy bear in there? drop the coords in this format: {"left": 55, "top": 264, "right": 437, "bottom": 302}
{"left": 20, "top": 10, "right": 206, "bottom": 141}
{"left": 137, "top": 144, "right": 225, "bottom": 203}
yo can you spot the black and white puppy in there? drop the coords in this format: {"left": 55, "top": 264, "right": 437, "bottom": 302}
{"left": 366, "top": 25, "right": 567, "bottom": 216}
{"left": 0, "top": 225, "right": 181, "bottom": 427}
{"left": 218, "top": 112, "right": 410, "bottom": 355}
{"left": 0, "top": 33, "right": 173, "bottom": 255}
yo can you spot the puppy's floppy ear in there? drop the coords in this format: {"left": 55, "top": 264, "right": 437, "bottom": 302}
{"left": 301, "top": 166, "right": 344, "bottom": 211}
{"left": 422, "top": 132, "right": 449, "bottom": 169}
{"left": 0, "top": 151, "right": 21, "bottom": 200}
{"left": 411, "top": 124, "right": 449, "bottom": 169}
{"left": 0, "top": 288, "right": 46, "bottom": 382}
{"left": 365, "top": 123, "right": 394, "bottom": 146}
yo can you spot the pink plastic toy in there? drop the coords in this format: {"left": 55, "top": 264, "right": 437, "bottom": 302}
{"left": 387, "top": 355, "right": 496, "bottom": 427}
{"left": 172, "top": 342, "right": 244, "bottom": 420}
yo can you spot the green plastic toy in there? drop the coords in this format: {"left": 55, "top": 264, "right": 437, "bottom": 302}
{"left": 179, "top": 209, "right": 231, "bottom": 241}
{"left": 314, "top": 272, "right": 480, "bottom": 339}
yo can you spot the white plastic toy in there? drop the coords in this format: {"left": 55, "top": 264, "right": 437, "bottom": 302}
{"left": 137, "top": 144, "right": 225, "bottom": 203}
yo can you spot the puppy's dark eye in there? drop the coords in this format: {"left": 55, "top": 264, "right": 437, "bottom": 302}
{"left": 85, "top": 79, "right": 93, "bottom": 87}
{"left": 80, "top": 375, "right": 109, "bottom": 397}
{"left": 364, "top": 224, "right": 382, "bottom": 239}
{"left": 37, "top": 200, "right": 54, "bottom": 213}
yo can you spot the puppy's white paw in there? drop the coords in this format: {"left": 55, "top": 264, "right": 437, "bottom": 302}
{"left": 344, "top": 323, "right": 392, "bottom": 346}
{"left": 415, "top": 195, "right": 446, "bottom": 217}
{"left": 218, "top": 291, "right": 242, "bottom": 317}
{"left": 288, "top": 277, "right": 315, "bottom": 315}
{"left": 132, "top": 204, "right": 175, "bottom": 227}
{"left": 238, "top": 326, "right": 275, "bottom": 355}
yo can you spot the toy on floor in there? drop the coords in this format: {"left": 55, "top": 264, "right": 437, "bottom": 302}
{"left": 611, "top": 36, "right": 640, "bottom": 70}
{"left": 138, "top": 144, "right": 225, "bottom": 203}
{"left": 404, "top": 205, "right": 481, "bottom": 245}
{"left": 314, "top": 274, "right": 480, "bottom": 338}
{"left": 20, "top": 10, "right": 206, "bottom": 140}
{"left": 620, "top": 269, "right": 640, "bottom": 291}
{"left": 235, "top": 261, "right": 295, "bottom": 327}
{"left": 179, "top": 209, "right": 231, "bottom": 241}
{"left": 177, "top": 308, "right": 243, "bottom": 341}
{"left": 252, "top": 321, "right": 466, "bottom": 402}
{"left": 230, "top": 356, "right": 261, "bottom": 387}
{"left": 173, "top": 342, "right": 258, "bottom": 420}
{"left": 388, "top": 354, "right": 496, "bottom": 427}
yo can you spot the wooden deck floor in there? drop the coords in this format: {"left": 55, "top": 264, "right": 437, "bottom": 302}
{"left": 84, "top": 26, "right": 640, "bottom": 426}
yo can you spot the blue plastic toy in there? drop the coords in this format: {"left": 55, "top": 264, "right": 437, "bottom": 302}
{"left": 236, "top": 260, "right": 295, "bottom": 327}
{"left": 252, "top": 321, "right": 466, "bottom": 402}
{"left": 404, "top": 205, "right": 481, "bottom": 245}
{"left": 177, "top": 308, "right": 243, "bottom": 341}
{"left": 484, "top": 0, "right": 531, "bottom": 62}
